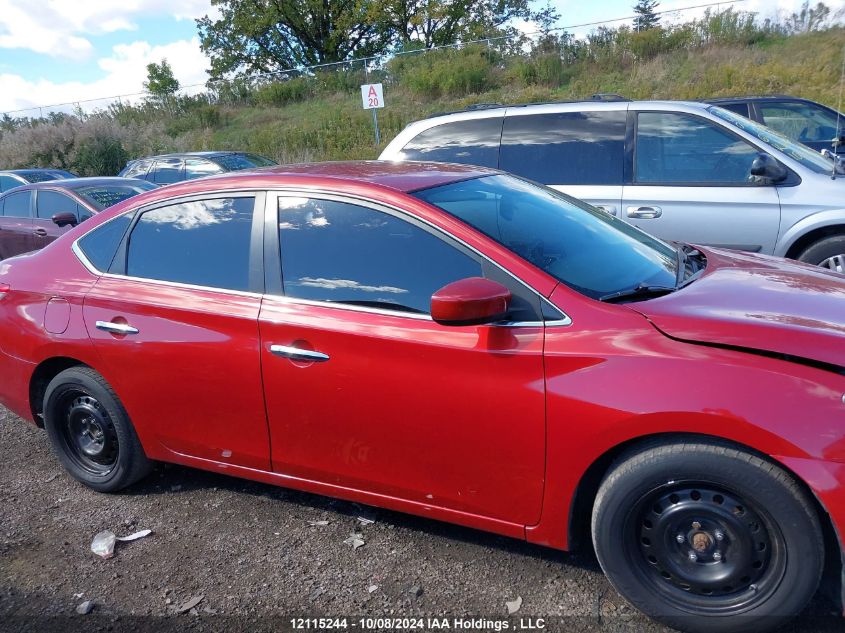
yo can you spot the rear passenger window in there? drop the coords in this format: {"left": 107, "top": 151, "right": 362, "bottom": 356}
{"left": 399, "top": 117, "right": 503, "bottom": 168}
{"left": 3, "top": 191, "right": 31, "bottom": 218}
{"left": 151, "top": 159, "right": 184, "bottom": 184}
{"left": 123, "top": 161, "right": 150, "bottom": 179}
{"left": 126, "top": 197, "right": 255, "bottom": 291}
{"left": 500, "top": 111, "right": 626, "bottom": 185}
{"left": 278, "top": 197, "right": 482, "bottom": 314}
{"left": 77, "top": 214, "right": 133, "bottom": 272}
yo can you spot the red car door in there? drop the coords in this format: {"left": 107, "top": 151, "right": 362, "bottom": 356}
{"left": 33, "top": 189, "right": 83, "bottom": 249}
{"left": 81, "top": 194, "right": 271, "bottom": 469}
{"left": 0, "top": 190, "right": 35, "bottom": 259}
{"left": 259, "top": 193, "right": 547, "bottom": 525}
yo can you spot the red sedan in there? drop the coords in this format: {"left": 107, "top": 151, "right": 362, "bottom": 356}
{"left": 0, "top": 162, "right": 843, "bottom": 632}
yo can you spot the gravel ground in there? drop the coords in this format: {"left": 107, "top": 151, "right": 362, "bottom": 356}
{"left": 1, "top": 406, "right": 843, "bottom": 633}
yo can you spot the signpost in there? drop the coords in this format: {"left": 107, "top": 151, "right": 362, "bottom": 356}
{"left": 361, "top": 82, "right": 384, "bottom": 145}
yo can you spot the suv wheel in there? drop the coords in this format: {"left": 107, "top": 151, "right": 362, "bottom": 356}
{"left": 797, "top": 234, "right": 845, "bottom": 273}
{"left": 591, "top": 439, "right": 824, "bottom": 633}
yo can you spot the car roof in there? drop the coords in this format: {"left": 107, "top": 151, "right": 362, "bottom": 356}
{"left": 130, "top": 151, "right": 252, "bottom": 162}
{"left": 2, "top": 177, "right": 153, "bottom": 194}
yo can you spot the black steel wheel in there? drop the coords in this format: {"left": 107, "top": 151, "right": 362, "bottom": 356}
{"left": 630, "top": 482, "right": 783, "bottom": 613}
{"left": 592, "top": 439, "right": 824, "bottom": 633}
{"left": 43, "top": 366, "right": 151, "bottom": 492}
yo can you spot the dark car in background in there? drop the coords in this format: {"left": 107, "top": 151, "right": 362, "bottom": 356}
{"left": 706, "top": 95, "right": 845, "bottom": 154}
{"left": 0, "top": 169, "right": 78, "bottom": 192}
{"left": 0, "top": 177, "right": 156, "bottom": 260}
{"left": 118, "top": 151, "right": 277, "bottom": 184}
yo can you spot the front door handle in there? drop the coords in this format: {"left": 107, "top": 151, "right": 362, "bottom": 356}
{"left": 95, "top": 321, "right": 139, "bottom": 335}
{"left": 627, "top": 206, "right": 663, "bottom": 219}
{"left": 270, "top": 344, "right": 329, "bottom": 363}
{"left": 33, "top": 228, "right": 48, "bottom": 237}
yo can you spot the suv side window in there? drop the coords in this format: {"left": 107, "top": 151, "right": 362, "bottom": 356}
{"left": 500, "top": 111, "right": 626, "bottom": 185}
{"left": 278, "top": 197, "right": 483, "bottom": 315}
{"left": 125, "top": 197, "right": 255, "bottom": 291}
{"left": 399, "top": 117, "right": 503, "bottom": 168}
{"left": 123, "top": 161, "right": 151, "bottom": 179}
{"left": 635, "top": 112, "right": 760, "bottom": 185}
{"left": 758, "top": 101, "right": 841, "bottom": 143}
{"left": 716, "top": 103, "right": 750, "bottom": 118}
{"left": 3, "top": 191, "right": 32, "bottom": 217}
{"left": 36, "top": 190, "right": 77, "bottom": 219}
{"left": 151, "top": 159, "right": 185, "bottom": 184}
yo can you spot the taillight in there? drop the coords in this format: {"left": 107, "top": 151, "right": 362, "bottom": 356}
{"left": 0, "top": 283, "right": 9, "bottom": 300}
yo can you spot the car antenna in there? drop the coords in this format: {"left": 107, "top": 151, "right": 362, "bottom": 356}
{"left": 833, "top": 44, "right": 845, "bottom": 180}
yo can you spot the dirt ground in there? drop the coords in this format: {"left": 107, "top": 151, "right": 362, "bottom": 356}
{"left": 1, "top": 405, "right": 843, "bottom": 633}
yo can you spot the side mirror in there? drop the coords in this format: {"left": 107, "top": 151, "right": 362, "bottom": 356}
{"left": 749, "top": 154, "right": 788, "bottom": 183}
{"left": 52, "top": 212, "right": 78, "bottom": 228}
{"left": 431, "top": 277, "right": 511, "bottom": 326}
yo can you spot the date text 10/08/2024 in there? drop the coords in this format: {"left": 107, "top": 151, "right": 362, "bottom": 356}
{"left": 290, "top": 618, "right": 548, "bottom": 631}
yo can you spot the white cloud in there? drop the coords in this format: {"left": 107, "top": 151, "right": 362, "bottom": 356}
{"left": 0, "top": 0, "right": 214, "bottom": 59}
{"left": 0, "top": 37, "right": 210, "bottom": 114}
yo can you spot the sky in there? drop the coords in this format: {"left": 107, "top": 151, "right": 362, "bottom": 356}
{"left": 0, "top": 0, "right": 841, "bottom": 117}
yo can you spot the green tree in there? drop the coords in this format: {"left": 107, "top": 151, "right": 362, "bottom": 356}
{"left": 784, "top": 2, "right": 834, "bottom": 33}
{"left": 197, "top": 0, "right": 391, "bottom": 78}
{"left": 633, "top": 0, "right": 660, "bottom": 32}
{"left": 376, "top": 0, "right": 541, "bottom": 49}
{"left": 144, "top": 59, "right": 180, "bottom": 100}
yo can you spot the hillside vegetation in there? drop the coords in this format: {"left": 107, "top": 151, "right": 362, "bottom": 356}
{"left": 2, "top": 13, "right": 845, "bottom": 175}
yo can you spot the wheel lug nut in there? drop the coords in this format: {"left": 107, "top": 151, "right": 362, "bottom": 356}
{"left": 692, "top": 521, "right": 701, "bottom": 529}
{"left": 688, "top": 551, "right": 697, "bottom": 561}
{"left": 714, "top": 531, "right": 724, "bottom": 541}
{"left": 713, "top": 552, "right": 722, "bottom": 561}
{"left": 676, "top": 534, "right": 685, "bottom": 543}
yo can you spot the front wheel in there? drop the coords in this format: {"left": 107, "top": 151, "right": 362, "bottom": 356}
{"left": 591, "top": 440, "right": 824, "bottom": 633}
{"left": 797, "top": 234, "right": 845, "bottom": 273}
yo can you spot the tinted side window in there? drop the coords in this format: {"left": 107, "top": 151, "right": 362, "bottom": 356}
{"left": 716, "top": 103, "right": 750, "bottom": 118}
{"left": 3, "top": 191, "right": 31, "bottom": 218}
{"left": 123, "top": 161, "right": 150, "bottom": 179}
{"left": 278, "top": 198, "right": 482, "bottom": 314}
{"left": 36, "top": 190, "right": 77, "bottom": 219}
{"left": 126, "top": 197, "right": 255, "bottom": 291}
{"left": 185, "top": 159, "right": 223, "bottom": 179}
{"left": 151, "top": 159, "right": 184, "bottom": 184}
{"left": 759, "top": 101, "right": 841, "bottom": 143}
{"left": 500, "top": 111, "right": 626, "bottom": 185}
{"left": 635, "top": 112, "right": 759, "bottom": 185}
{"left": 78, "top": 214, "right": 133, "bottom": 271}
{"left": 399, "top": 117, "right": 503, "bottom": 168}
{"left": 0, "top": 175, "right": 20, "bottom": 192}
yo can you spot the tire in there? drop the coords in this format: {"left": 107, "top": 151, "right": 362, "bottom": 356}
{"left": 797, "top": 234, "right": 845, "bottom": 273}
{"left": 43, "top": 366, "right": 152, "bottom": 492}
{"left": 591, "top": 439, "right": 824, "bottom": 633}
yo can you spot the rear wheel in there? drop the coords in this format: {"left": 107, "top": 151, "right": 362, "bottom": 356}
{"left": 591, "top": 440, "right": 824, "bottom": 633}
{"left": 43, "top": 367, "right": 151, "bottom": 492}
{"left": 797, "top": 234, "right": 845, "bottom": 273}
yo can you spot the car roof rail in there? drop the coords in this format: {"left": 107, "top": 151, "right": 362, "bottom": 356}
{"left": 590, "top": 93, "right": 630, "bottom": 102}
{"left": 464, "top": 103, "right": 504, "bottom": 111}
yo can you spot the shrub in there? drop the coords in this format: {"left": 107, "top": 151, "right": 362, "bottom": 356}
{"left": 255, "top": 77, "right": 312, "bottom": 106}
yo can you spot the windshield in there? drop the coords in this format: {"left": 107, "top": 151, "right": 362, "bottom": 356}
{"left": 414, "top": 174, "right": 679, "bottom": 300}
{"left": 709, "top": 106, "right": 836, "bottom": 175}
{"left": 75, "top": 183, "right": 156, "bottom": 210}
{"left": 211, "top": 153, "right": 277, "bottom": 171}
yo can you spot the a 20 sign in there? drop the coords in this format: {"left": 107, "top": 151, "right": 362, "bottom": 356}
{"left": 361, "top": 83, "right": 385, "bottom": 109}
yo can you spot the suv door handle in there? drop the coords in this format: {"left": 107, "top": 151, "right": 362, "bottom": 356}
{"left": 594, "top": 204, "right": 617, "bottom": 216}
{"left": 95, "top": 321, "right": 139, "bottom": 335}
{"left": 270, "top": 344, "right": 330, "bottom": 363}
{"left": 33, "top": 228, "right": 48, "bottom": 237}
{"left": 627, "top": 206, "right": 663, "bottom": 219}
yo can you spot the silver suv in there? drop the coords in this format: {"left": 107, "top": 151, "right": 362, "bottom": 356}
{"left": 379, "top": 100, "right": 845, "bottom": 272}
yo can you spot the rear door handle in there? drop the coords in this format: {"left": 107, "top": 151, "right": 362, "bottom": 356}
{"left": 594, "top": 204, "right": 617, "bottom": 216}
{"left": 627, "top": 206, "right": 663, "bottom": 219}
{"left": 95, "top": 321, "right": 139, "bottom": 335}
{"left": 33, "top": 228, "right": 48, "bottom": 237}
{"left": 270, "top": 344, "right": 329, "bottom": 363}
